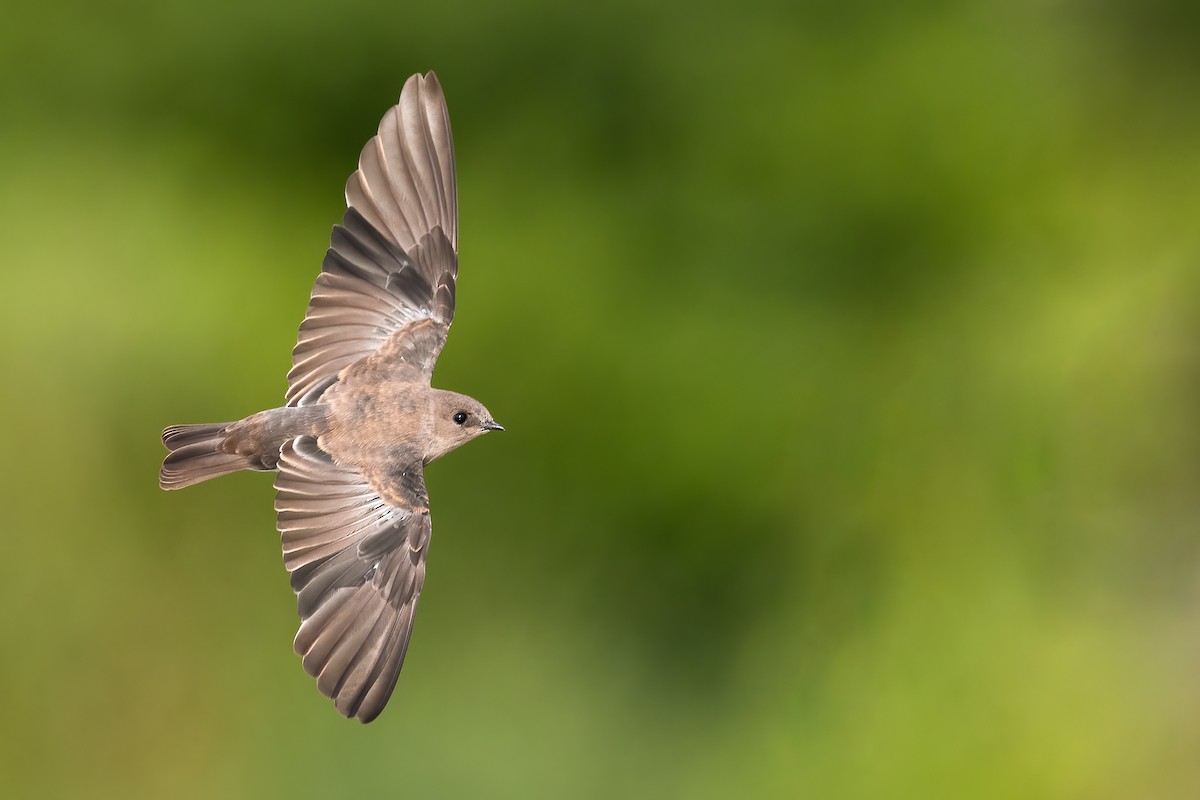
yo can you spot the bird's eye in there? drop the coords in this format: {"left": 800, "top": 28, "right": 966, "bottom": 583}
{"left": 453, "top": 411, "right": 468, "bottom": 425}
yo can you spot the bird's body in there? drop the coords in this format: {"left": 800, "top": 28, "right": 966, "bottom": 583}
{"left": 159, "top": 72, "right": 500, "bottom": 723}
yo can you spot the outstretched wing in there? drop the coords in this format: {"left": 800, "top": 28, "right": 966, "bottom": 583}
{"left": 274, "top": 436, "right": 432, "bottom": 723}
{"left": 287, "top": 71, "right": 458, "bottom": 407}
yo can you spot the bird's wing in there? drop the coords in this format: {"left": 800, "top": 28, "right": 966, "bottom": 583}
{"left": 274, "top": 436, "right": 432, "bottom": 723}
{"left": 287, "top": 72, "right": 458, "bottom": 407}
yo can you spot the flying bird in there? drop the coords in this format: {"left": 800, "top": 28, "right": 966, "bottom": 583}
{"left": 159, "top": 72, "right": 502, "bottom": 723}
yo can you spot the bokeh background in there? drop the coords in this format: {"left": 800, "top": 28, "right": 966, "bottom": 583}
{"left": 3, "top": 0, "right": 1199, "bottom": 797}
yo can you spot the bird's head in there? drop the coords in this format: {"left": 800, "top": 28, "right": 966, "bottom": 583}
{"left": 425, "top": 390, "right": 503, "bottom": 463}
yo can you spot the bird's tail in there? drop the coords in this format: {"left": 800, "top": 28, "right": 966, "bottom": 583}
{"left": 160, "top": 422, "right": 254, "bottom": 490}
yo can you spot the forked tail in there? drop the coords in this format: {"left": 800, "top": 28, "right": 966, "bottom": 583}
{"left": 160, "top": 422, "right": 255, "bottom": 490}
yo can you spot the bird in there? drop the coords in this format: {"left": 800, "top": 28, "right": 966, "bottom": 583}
{"left": 159, "top": 72, "right": 502, "bottom": 723}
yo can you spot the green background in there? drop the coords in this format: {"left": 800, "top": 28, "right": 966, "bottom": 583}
{"left": 3, "top": 1, "right": 1198, "bottom": 797}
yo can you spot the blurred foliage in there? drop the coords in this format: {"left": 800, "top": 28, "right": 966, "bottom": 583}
{"left": 2, "top": 0, "right": 1199, "bottom": 797}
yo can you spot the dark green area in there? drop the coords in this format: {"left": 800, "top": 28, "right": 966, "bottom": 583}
{"left": 3, "top": 1, "right": 1199, "bottom": 797}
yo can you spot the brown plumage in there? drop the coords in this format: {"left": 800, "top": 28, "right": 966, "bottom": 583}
{"left": 159, "top": 72, "right": 502, "bottom": 723}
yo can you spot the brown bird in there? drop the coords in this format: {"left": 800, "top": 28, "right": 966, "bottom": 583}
{"left": 159, "top": 72, "right": 501, "bottom": 723}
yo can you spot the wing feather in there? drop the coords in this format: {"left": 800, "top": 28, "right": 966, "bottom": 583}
{"left": 286, "top": 72, "right": 459, "bottom": 407}
{"left": 274, "top": 436, "right": 431, "bottom": 723}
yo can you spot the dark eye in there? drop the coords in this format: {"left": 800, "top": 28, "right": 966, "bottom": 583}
{"left": 453, "top": 411, "right": 468, "bottom": 425}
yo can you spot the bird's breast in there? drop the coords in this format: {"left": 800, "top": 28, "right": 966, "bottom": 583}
{"left": 320, "top": 382, "right": 433, "bottom": 466}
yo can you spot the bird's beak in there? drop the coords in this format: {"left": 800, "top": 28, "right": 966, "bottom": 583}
{"left": 482, "top": 420, "right": 505, "bottom": 432}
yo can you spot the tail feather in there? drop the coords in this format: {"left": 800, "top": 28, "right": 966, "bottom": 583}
{"left": 160, "top": 422, "right": 253, "bottom": 490}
